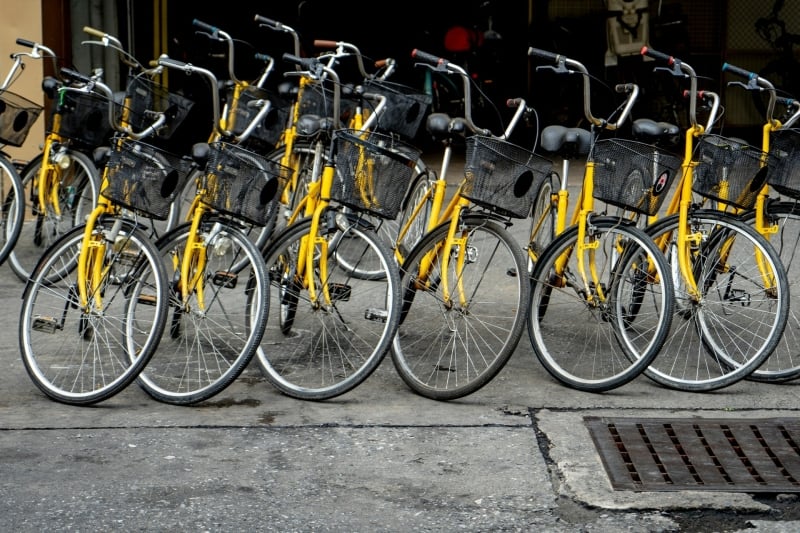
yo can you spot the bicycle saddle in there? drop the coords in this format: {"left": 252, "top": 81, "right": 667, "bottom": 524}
{"left": 540, "top": 125, "right": 591, "bottom": 156}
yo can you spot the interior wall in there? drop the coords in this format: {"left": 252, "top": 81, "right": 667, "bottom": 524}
{"left": 0, "top": 0, "right": 44, "bottom": 162}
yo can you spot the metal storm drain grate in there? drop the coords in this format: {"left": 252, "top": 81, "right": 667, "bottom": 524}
{"left": 585, "top": 416, "right": 800, "bottom": 492}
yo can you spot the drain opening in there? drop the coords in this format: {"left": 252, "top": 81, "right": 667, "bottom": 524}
{"left": 585, "top": 416, "right": 800, "bottom": 492}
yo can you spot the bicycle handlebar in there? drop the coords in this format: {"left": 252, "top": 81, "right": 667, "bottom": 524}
{"left": 640, "top": 46, "right": 704, "bottom": 130}
{"left": 721, "top": 61, "right": 779, "bottom": 125}
{"left": 254, "top": 14, "right": 302, "bottom": 61}
{"left": 192, "top": 19, "right": 242, "bottom": 86}
{"left": 3, "top": 38, "right": 58, "bottom": 91}
{"left": 282, "top": 53, "right": 343, "bottom": 129}
{"left": 411, "top": 48, "right": 491, "bottom": 136}
{"left": 529, "top": 47, "right": 637, "bottom": 131}
{"left": 81, "top": 26, "right": 140, "bottom": 71}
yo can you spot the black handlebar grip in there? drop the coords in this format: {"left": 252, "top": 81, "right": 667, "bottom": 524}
{"left": 411, "top": 49, "right": 445, "bottom": 67}
{"left": 254, "top": 14, "right": 278, "bottom": 27}
{"left": 60, "top": 67, "right": 91, "bottom": 84}
{"left": 777, "top": 97, "right": 796, "bottom": 106}
{"left": 527, "top": 47, "right": 559, "bottom": 62}
{"left": 640, "top": 46, "right": 673, "bottom": 64}
{"left": 282, "top": 53, "right": 316, "bottom": 70}
{"left": 192, "top": 19, "right": 217, "bottom": 34}
{"left": 721, "top": 62, "right": 755, "bottom": 80}
{"left": 254, "top": 53, "right": 272, "bottom": 63}
{"left": 16, "top": 38, "right": 35, "bottom": 48}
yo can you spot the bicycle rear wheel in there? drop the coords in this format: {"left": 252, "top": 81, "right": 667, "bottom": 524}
{"left": 739, "top": 202, "right": 800, "bottom": 382}
{"left": 527, "top": 170, "right": 559, "bottom": 272}
{"left": 391, "top": 215, "right": 530, "bottom": 401}
{"left": 256, "top": 214, "right": 401, "bottom": 400}
{"left": 643, "top": 211, "right": 790, "bottom": 391}
{"left": 134, "top": 217, "right": 269, "bottom": 405}
{"left": 527, "top": 219, "right": 674, "bottom": 392}
{"left": 18, "top": 218, "right": 169, "bottom": 405}
{"left": 8, "top": 149, "right": 100, "bottom": 282}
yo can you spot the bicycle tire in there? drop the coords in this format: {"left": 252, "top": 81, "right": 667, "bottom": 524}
{"left": 737, "top": 202, "right": 800, "bottom": 382}
{"left": 391, "top": 214, "right": 530, "bottom": 401}
{"left": 0, "top": 155, "right": 25, "bottom": 267}
{"left": 8, "top": 149, "right": 99, "bottom": 282}
{"left": 256, "top": 214, "right": 401, "bottom": 400}
{"left": 527, "top": 218, "right": 675, "bottom": 392}
{"left": 134, "top": 217, "right": 269, "bottom": 405}
{"left": 643, "top": 211, "right": 790, "bottom": 391}
{"left": 18, "top": 217, "right": 169, "bottom": 405}
{"left": 527, "top": 170, "right": 559, "bottom": 272}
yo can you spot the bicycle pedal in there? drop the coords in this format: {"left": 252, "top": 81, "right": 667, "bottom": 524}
{"left": 364, "top": 308, "right": 388, "bottom": 323}
{"left": 212, "top": 271, "right": 237, "bottom": 289}
{"left": 137, "top": 294, "right": 158, "bottom": 306}
{"left": 330, "top": 283, "right": 351, "bottom": 301}
{"left": 32, "top": 316, "right": 60, "bottom": 333}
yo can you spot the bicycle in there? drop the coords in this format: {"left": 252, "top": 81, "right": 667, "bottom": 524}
{"left": 254, "top": 53, "right": 407, "bottom": 401}
{"left": 130, "top": 54, "right": 285, "bottom": 405}
{"left": 524, "top": 47, "right": 676, "bottom": 392}
{"left": 636, "top": 47, "right": 790, "bottom": 392}
{"left": 722, "top": 61, "right": 800, "bottom": 383}
{"left": 0, "top": 39, "right": 38, "bottom": 269}
{"left": 18, "top": 61, "right": 189, "bottom": 405}
{"left": 5, "top": 36, "right": 103, "bottom": 282}
{"left": 384, "top": 49, "right": 549, "bottom": 401}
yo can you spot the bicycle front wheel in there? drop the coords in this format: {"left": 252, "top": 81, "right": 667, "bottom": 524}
{"left": 527, "top": 219, "right": 674, "bottom": 392}
{"left": 643, "top": 211, "right": 790, "bottom": 391}
{"left": 739, "top": 202, "right": 800, "bottom": 382}
{"left": 19, "top": 218, "right": 169, "bottom": 405}
{"left": 135, "top": 218, "right": 270, "bottom": 405}
{"left": 0, "top": 155, "right": 25, "bottom": 267}
{"left": 256, "top": 214, "right": 401, "bottom": 400}
{"left": 8, "top": 149, "right": 100, "bottom": 282}
{"left": 391, "top": 215, "right": 530, "bottom": 401}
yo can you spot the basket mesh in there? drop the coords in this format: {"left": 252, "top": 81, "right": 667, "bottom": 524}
{"left": 332, "top": 129, "right": 421, "bottom": 219}
{"left": 102, "top": 140, "right": 193, "bottom": 220}
{"left": 363, "top": 79, "right": 432, "bottom": 140}
{"left": 298, "top": 82, "right": 357, "bottom": 125}
{"left": 692, "top": 134, "right": 773, "bottom": 210}
{"left": 202, "top": 142, "right": 290, "bottom": 226}
{"left": 224, "top": 85, "right": 290, "bottom": 149}
{"left": 51, "top": 89, "right": 115, "bottom": 148}
{"left": 0, "top": 90, "right": 42, "bottom": 147}
{"left": 117, "top": 76, "right": 194, "bottom": 140}
{"left": 463, "top": 136, "right": 553, "bottom": 219}
{"left": 592, "top": 139, "right": 682, "bottom": 216}
{"left": 768, "top": 128, "right": 800, "bottom": 200}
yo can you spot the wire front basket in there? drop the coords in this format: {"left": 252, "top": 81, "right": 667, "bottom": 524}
{"left": 332, "top": 129, "right": 422, "bottom": 219}
{"left": 118, "top": 76, "right": 194, "bottom": 140}
{"left": 767, "top": 128, "right": 800, "bottom": 200}
{"left": 592, "top": 139, "right": 682, "bottom": 216}
{"left": 463, "top": 136, "right": 553, "bottom": 219}
{"left": 0, "top": 90, "right": 42, "bottom": 147}
{"left": 692, "top": 134, "right": 773, "bottom": 210}
{"left": 102, "top": 139, "right": 193, "bottom": 220}
{"left": 298, "top": 82, "right": 358, "bottom": 125}
{"left": 224, "top": 85, "right": 290, "bottom": 150}
{"left": 202, "top": 142, "right": 289, "bottom": 226}
{"left": 51, "top": 89, "right": 114, "bottom": 148}
{"left": 363, "top": 79, "right": 432, "bottom": 140}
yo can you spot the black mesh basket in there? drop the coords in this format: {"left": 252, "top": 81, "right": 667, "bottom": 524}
{"left": 463, "top": 136, "right": 553, "bottom": 219}
{"left": 51, "top": 89, "right": 115, "bottom": 148}
{"left": 102, "top": 140, "right": 194, "bottom": 220}
{"left": 298, "top": 82, "right": 357, "bottom": 125}
{"left": 202, "top": 142, "right": 290, "bottom": 226}
{"left": 692, "top": 134, "right": 773, "bottom": 210}
{"left": 0, "top": 90, "right": 42, "bottom": 147}
{"left": 332, "top": 129, "right": 422, "bottom": 219}
{"left": 118, "top": 76, "right": 194, "bottom": 140}
{"left": 767, "top": 128, "right": 800, "bottom": 200}
{"left": 363, "top": 79, "right": 432, "bottom": 140}
{"left": 224, "top": 85, "right": 290, "bottom": 149}
{"left": 592, "top": 139, "right": 682, "bottom": 216}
